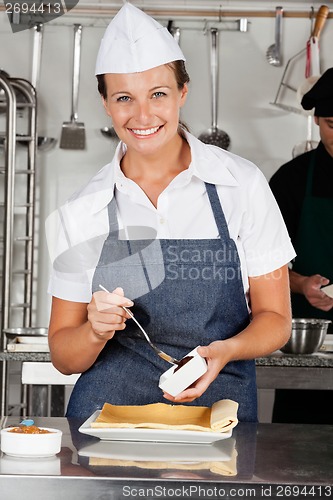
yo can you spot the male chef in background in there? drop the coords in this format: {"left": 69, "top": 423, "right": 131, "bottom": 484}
{"left": 269, "top": 68, "right": 333, "bottom": 424}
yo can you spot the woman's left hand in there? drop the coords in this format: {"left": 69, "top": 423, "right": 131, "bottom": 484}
{"left": 162, "top": 341, "right": 228, "bottom": 403}
{"left": 163, "top": 265, "right": 292, "bottom": 403}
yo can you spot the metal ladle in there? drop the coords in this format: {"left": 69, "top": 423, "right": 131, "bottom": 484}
{"left": 100, "top": 125, "right": 118, "bottom": 140}
{"left": 266, "top": 6, "right": 283, "bottom": 67}
{"left": 198, "top": 28, "right": 230, "bottom": 150}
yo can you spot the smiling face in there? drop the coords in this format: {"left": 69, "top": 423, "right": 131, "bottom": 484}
{"left": 102, "top": 64, "right": 188, "bottom": 157}
{"left": 315, "top": 116, "right": 333, "bottom": 157}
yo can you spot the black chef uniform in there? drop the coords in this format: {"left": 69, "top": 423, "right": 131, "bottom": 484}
{"left": 269, "top": 142, "right": 333, "bottom": 424}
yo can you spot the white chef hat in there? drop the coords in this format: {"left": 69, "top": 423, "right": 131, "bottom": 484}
{"left": 95, "top": 2, "right": 185, "bottom": 75}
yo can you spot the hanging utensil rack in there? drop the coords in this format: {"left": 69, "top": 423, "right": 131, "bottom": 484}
{"left": 0, "top": 71, "right": 38, "bottom": 416}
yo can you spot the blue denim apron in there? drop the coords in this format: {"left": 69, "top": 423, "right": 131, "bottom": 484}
{"left": 66, "top": 183, "right": 257, "bottom": 421}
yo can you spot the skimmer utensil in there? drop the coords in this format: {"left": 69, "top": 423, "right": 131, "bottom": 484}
{"left": 100, "top": 126, "right": 118, "bottom": 140}
{"left": 198, "top": 28, "right": 230, "bottom": 150}
{"left": 266, "top": 6, "right": 283, "bottom": 66}
{"left": 99, "top": 285, "right": 180, "bottom": 366}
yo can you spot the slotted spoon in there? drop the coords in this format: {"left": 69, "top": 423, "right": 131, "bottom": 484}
{"left": 99, "top": 285, "right": 180, "bottom": 366}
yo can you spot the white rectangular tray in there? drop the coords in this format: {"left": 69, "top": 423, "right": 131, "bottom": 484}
{"left": 79, "top": 410, "right": 232, "bottom": 444}
{"left": 17, "top": 336, "right": 48, "bottom": 344}
{"left": 7, "top": 343, "right": 50, "bottom": 352}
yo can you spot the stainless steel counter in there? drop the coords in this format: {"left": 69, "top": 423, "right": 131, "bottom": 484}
{"left": 1, "top": 350, "right": 333, "bottom": 367}
{"left": 0, "top": 416, "right": 332, "bottom": 500}
{"left": 0, "top": 352, "right": 51, "bottom": 362}
{"left": 2, "top": 351, "right": 333, "bottom": 392}
{"left": 256, "top": 351, "right": 333, "bottom": 390}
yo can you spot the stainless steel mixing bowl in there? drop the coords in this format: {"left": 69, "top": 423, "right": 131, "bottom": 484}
{"left": 280, "top": 318, "right": 331, "bottom": 354}
{"left": 3, "top": 327, "right": 48, "bottom": 339}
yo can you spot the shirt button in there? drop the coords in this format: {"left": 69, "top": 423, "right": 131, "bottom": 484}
{"left": 159, "top": 218, "right": 165, "bottom": 224}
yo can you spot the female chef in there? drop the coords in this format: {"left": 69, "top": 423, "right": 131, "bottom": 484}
{"left": 47, "top": 3, "right": 295, "bottom": 420}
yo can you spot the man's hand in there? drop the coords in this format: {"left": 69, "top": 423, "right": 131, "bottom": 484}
{"left": 290, "top": 271, "right": 333, "bottom": 312}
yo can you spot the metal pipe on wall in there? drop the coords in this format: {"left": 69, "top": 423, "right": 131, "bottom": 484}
{"left": 0, "top": 3, "right": 332, "bottom": 19}
{"left": 0, "top": 73, "right": 16, "bottom": 417}
{"left": 0, "top": 74, "right": 38, "bottom": 416}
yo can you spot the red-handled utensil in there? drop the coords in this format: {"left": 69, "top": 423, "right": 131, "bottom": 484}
{"left": 292, "top": 5, "right": 329, "bottom": 158}
{"left": 306, "top": 5, "right": 329, "bottom": 78}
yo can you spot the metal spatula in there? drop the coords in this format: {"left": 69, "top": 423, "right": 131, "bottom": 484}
{"left": 60, "top": 24, "right": 86, "bottom": 150}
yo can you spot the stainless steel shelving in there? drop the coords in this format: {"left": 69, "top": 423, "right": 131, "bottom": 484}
{"left": 0, "top": 71, "right": 37, "bottom": 416}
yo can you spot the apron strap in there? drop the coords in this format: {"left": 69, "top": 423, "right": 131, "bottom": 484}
{"left": 205, "top": 182, "right": 231, "bottom": 241}
{"left": 107, "top": 195, "right": 120, "bottom": 235}
{"left": 107, "top": 197, "right": 137, "bottom": 256}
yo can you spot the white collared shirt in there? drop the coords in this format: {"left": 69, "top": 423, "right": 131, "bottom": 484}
{"left": 46, "top": 131, "right": 295, "bottom": 304}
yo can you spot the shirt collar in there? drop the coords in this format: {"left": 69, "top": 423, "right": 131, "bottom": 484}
{"left": 68, "top": 141, "right": 125, "bottom": 215}
{"left": 72, "top": 131, "right": 239, "bottom": 215}
{"left": 182, "top": 130, "right": 240, "bottom": 187}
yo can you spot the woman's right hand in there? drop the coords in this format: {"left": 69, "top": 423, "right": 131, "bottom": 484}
{"left": 49, "top": 289, "right": 134, "bottom": 374}
{"left": 87, "top": 287, "right": 134, "bottom": 341}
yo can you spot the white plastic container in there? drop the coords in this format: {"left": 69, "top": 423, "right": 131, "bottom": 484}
{"left": 0, "top": 427, "right": 62, "bottom": 458}
{"left": 159, "top": 347, "right": 207, "bottom": 397}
